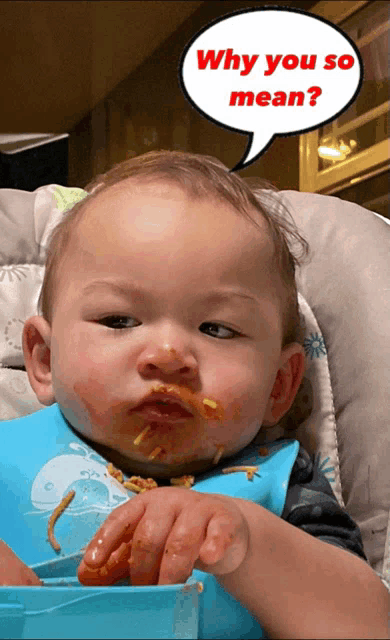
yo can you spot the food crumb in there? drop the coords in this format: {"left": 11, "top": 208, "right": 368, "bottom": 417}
{"left": 170, "top": 475, "right": 195, "bottom": 489}
{"left": 124, "top": 476, "right": 158, "bottom": 492}
{"left": 106, "top": 462, "right": 124, "bottom": 484}
{"left": 107, "top": 463, "right": 159, "bottom": 493}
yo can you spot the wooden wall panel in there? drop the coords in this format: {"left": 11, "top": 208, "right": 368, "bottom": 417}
{"left": 69, "top": 1, "right": 317, "bottom": 190}
{"left": 0, "top": 1, "right": 202, "bottom": 132}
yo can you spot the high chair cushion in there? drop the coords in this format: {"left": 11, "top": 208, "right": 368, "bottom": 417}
{"left": 273, "top": 190, "right": 390, "bottom": 587}
{"left": 0, "top": 184, "right": 388, "bottom": 592}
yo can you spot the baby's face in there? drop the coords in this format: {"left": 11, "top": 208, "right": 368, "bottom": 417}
{"left": 48, "top": 180, "right": 285, "bottom": 477}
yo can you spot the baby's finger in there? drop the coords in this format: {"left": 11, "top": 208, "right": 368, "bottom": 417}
{"left": 83, "top": 497, "right": 146, "bottom": 568}
{"left": 198, "top": 510, "right": 248, "bottom": 575}
{"left": 129, "top": 501, "right": 179, "bottom": 586}
{"left": 78, "top": 541, "right": 132, "bottom": 586}
{"left": 199, "top": 514, "right": 236, "bottom": 565}
{"left": 158, "top": 502, "right": 216, "bottom": 585}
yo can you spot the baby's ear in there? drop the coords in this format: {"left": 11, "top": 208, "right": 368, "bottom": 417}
{"left": 263, "top": 343, "right": 305, "bottom": 427}
{"left": 22, "top": 316, "right": 55, "bottom": 406}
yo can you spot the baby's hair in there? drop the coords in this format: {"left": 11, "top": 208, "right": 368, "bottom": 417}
{"left": 38, "top": 150, "right": 309, "bottom": 346}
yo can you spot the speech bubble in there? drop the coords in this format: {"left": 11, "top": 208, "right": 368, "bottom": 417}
{"left": 179, "top": 7, "right": 363, "bottom": 171}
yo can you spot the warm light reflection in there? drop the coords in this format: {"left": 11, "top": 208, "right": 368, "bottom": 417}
{"left": 318, "top": 135, "right": 357, "bottom": 161}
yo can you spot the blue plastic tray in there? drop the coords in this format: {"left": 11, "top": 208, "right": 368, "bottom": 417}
{"left": 0, "top": 551, "right": 199, "bottom": 639}
{"left": 0, "top": 582, "right": 200, "bottom": 639}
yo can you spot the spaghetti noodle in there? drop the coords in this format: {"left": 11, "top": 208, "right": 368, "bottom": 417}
{"left": 106, "top": 462, "right": 124, "bottom": 484}
{"left": 124, "top": 476, "right": 158, "bottom": 492}
{"left": 107, "top": 463, "right": 159, "bottom": 493}
{"left": 222, "top": 465, "right": 259, "bottom": 481}
{"left": 212, "top": 445, "right": 225, "bottom": 465}
{"left": 48, "top": 489, "right": 76, "bottom": 553}
{"left": 148, "top": 446, "right": 163, "bottom": 461}
{"left": 133, "top": 424, "right": 151, "bottom": 446}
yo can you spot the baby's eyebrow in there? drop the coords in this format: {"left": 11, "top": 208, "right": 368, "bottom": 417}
{"left": 81, "top": 281, "right": 260, "bottom": 307}
{"left": 81, "top": 281, "right": 144, "bottom": 298}
{"left": 201, "top": 291, "right": 259, "bottom": 305}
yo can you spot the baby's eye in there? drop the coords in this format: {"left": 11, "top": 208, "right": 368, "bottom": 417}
{"left": 97, "top": 316, "right": 140, "bottom": 330}
{"left": 200, "top": 322, "right": 240, "bottom": 339}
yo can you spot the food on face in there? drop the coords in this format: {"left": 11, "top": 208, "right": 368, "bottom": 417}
{"left": 212, "top": 445, "right": 225, "bottom": 465}
{"left": 132, "top": 386, "right": 225, "bottom": 469}
{"left": 170, "top": 475, "right": 195, "bottom": 489}
{"left": 133, "top": 424, "right": 152, "bottom": 446}
{"left": 0, "top": 540, "right": 43, "bottom": 586}
{"left": 48, "top": 489, "right": 76, "bottom": 553}
{"left": 201, "top": 397, "right": 224, "bottom": 421}
{"left": 148, "top": 446, "right": 163, "bottom": 461}
{"left": 222, "top": 465, "right": 259, "bottom": 481}
{"left": 258, "top": 447, "right": 269, "bottom": 456}
{"left": 150, "top": 384, "right": 224, "bottom": 422}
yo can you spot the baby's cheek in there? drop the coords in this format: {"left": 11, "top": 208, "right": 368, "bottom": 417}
{"left": 217, "top": 390, "right": 264, "bottom": 441}
{"left": 230, "top": 401, "right": 242, "bottom": 424}
{"left": 74, "top": 379, "right": 115, "bottom": 428}
{"left": 72, "top": 378, "right": 143, "bottom": 434}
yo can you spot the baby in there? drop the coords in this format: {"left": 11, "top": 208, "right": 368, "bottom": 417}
{"left": 1, "top": 151, "right": 387, "bottom": 638}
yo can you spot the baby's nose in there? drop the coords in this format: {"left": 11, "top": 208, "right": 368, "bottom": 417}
{"left": 137, "top": 345, "right": 199, "bottom": 380}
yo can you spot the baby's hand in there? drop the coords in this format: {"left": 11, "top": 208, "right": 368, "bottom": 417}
{"left": 0, "top": 540, "right": 42, "bottom": 586}
{"left": 78, "top": 488, "right": 249, "bottom": 586}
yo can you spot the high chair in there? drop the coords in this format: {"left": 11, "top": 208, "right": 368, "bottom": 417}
{"left": 0, "top": 183, "right": 388, "bottom": 638}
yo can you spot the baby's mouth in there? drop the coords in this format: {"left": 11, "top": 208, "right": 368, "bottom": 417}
{"left": 132, "top": 384, "right": 224, "bottom": 424}
{"left": 131, "top": 386, "right": 200, "bottom": 426}
{"left": 129, "top": 385, "right": 225, "bottom": 463}
{"left": 130, "top": 395, "right": 196, "bottom": 463}
{"left": 132, "top": 398, "right": 194, "bottom": 424}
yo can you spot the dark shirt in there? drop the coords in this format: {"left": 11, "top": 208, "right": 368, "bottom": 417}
{"left": 282, "top": 444, "right": 367, "bottom": 561}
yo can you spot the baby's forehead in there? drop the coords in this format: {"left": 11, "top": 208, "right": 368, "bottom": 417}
{"left": 54, "top": 180, "right": 286, "bottom": 328}
{"left": 72, "top": 186, "right": 279, "bottom": 295}
{"left": 77, "top": 186, "right": 274, "bottom": 281}
{"left": 81, "top": 178, "right": 271, "bottom": 239}
{"left": 74, "top": 181, "right": 276, "bottom": 284}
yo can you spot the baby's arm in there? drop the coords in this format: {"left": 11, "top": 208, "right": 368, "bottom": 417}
{"left": 0, "top": 540, "right": 42, "bottom": 586}
{"left": 79, "top": 487, "right": 388, "bottom": 638}
{"left": 219, "top": 499, "right": 389, "bottom": 639}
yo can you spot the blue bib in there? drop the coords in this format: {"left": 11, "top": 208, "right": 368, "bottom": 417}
{"left": 0, "top": 404, "right": 299, "bottom": 639}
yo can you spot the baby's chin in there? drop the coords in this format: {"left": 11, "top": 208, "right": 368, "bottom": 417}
{"left": 134, "top": 460, "right": 214, "bottom": 480}
{"left": 86, "top": 437, "right": 218, "bottom": 480}
{"left": 116, "top": 450, "right": 218, "bottom": 480}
